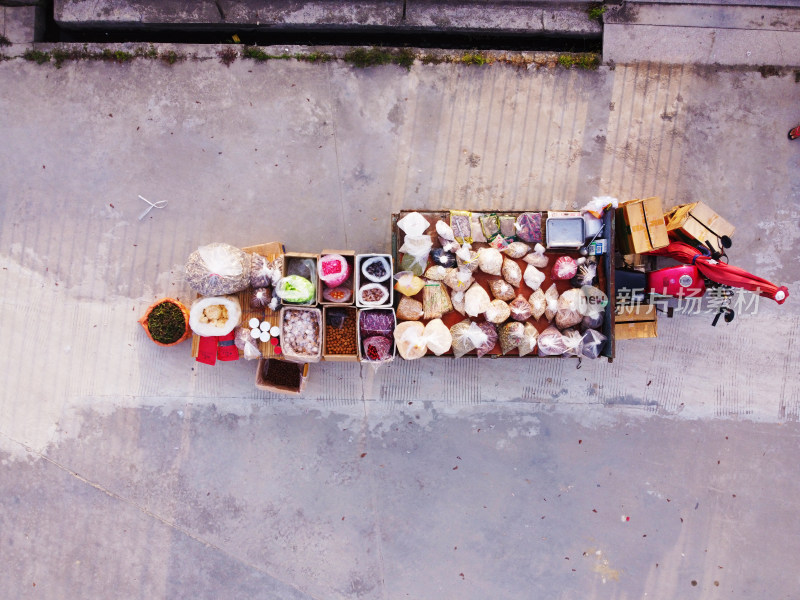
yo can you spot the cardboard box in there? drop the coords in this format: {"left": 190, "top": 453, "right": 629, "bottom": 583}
{"left": 615, "top": 303, "right": 658, "bottom": 340}
{"left": 282, "top": 252, "right": 319, "bottom": 306}
{"left": 357, "top": 308, "right": 396, "bottom": 364}
{"left": 322, "top": 306, "right": 359, "bottom": 362}
{"left": 279, "top": 306, "right": 323, "bottom": 363}
{"left": 317, "top": 250, "right": 355, "bottom": 306}
{"left": 666, "top": 201, "right": 735, "bottom": 254}
{"left": 255, "top": 358, "right": 310, "bottom": 394}
{"left": 355, "top": 254, "right": 394, "bottom": 309}
{"left": 191, "top": 241, "right": 284, "bottom": 361}
{"left": 616, "top": 197, "right": 669, "bottom": 254}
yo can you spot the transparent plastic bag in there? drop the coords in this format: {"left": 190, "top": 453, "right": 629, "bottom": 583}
{"left": 186, "top": 243, "right": 251, "bottom": 295}
{"left": 499, "top": 321, "right": 525, "bottom": 355}
{"left": 517, "top": 322, "right": 539, "bottom": 357}
{"left": 552, "top": 256, "right": 577, "bottom": 281}
{"left": 234, "top": 326, "right": 262, "bottom": 360}
{"left": 397, "top": 296, "right": 424, "bottom": 321}
{"left": 363, "top": 335, "right": 393, "bottom": 362}
{"left": 480, "top": 214, "right": 500, "bottom": 240}
{"left": 515, "top": 212, "right": 542, "bottom": 243}
{"left": 489, "top": 279, "right": 515, "bottom": 302}
{"left": 537, "top": 325, "right": 566, "bottom": 356}
{"left": 485, "top": 299, "right": 511, "bottom": 324}
{"left": 561, "top": 328, "right": 584, "bottom": 357}
{"left": 556, "top": 288, "right": 584, "bottom": 330}
{"left": 450, "top": 211, "right": 473, "bottom": 244}
{"left": 470, "top": 214, "right": 487, "bottom": 243}
{"left": 523, "top": 243, "right": 549, "bottom": 268}
{"left": 523, "top": 264, "right": 546, "bottom": 291}
{"left": 394, "top": 321, "right": 427, "bottom": 360}
{"left": 498, "top": 215, "right": 517, "bottom": 240}
{"left": 502, "top": 257, "right": 522, "bottom": 287}
{"left": 456, "top": 244, "right": 479, "bottom": 272}
{"left": 275, "top": 275, "right": 316, "bottom": 304}
{"left": 450, "top": 320, "right": 488, "bottom": 358}
{"left": 476, "top": 322, "right": 498, "bottom": 357}
{"left": 581, "top": 329, "right": 607, "bottom": 359}
{"left": 424, "top": 318, "right": 453, "bottom": 356}
{"left": 464, "top": 283, "right": 491, "bottom": 317}
{"left": 394, "top": 271, "right": 425, "bottom": 297}
{"left": 509, "top": 294, "right": 533, "bottom": 322}
{"left": 544, "top": 284, "right": 560, "bottom": 321}
{"left": 443, "top": 267, "right": 474, "bottom": 293}
{"left": 399, "top": 235, "right": 433, "bottom": 273}
{"left": 478, "top": 247, "right": 503, "bottom": 276}
{"left": 451, "top": 290, "right": 466, "bottom": 315}
{"left": 423, "top": 281, "right": 453, "bottom": 320}
{"left": 503, "top": 242, "right": 531, "bottom": 258}
{"left": 250, "top": 253, "right": 281, "bottom": 288}
{"left": 570, "top": 260, "right": 597, "bottom": 288}
{"left": 424, "top": 265, "right": 449, "bottom": 281}
{"left": 529, "top": 288, "right": 546, "bottom": 320}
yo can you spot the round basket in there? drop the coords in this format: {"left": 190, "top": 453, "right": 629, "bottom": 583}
{"left": 139, "top": 298, "right": 191, "bottom": 347}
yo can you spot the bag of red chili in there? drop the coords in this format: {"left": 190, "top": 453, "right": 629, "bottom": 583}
{"left": 363, "top": 336, "right": 392, "bottom": 361}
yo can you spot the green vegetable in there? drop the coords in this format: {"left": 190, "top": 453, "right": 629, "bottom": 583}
{"left": 276, "top": 275, "right": 315, "bottom": 303}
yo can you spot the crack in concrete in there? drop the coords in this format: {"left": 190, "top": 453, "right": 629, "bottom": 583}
{"left": 0, "top": 429, "right": 320, "bottom": 600}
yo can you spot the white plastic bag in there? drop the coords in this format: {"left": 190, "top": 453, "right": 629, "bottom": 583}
{"left": 523, "top": 264, "right": 546, "bottom": 291}
{"left": 398, "top": 212, "right": 431, "bottom": 235}
{"left": 556, "top": 288, "right": 584, "bottom": 330}
{"left": 450, "top": 320, "right": 489, "bottom": 358}
{"left": 544, "top": 284, "right": 560, "bottom": 321}
{"left": 478, "top": 247, "right": 503, "bottom": 276}
{"left": 189, "top": 296, "right": 242, "bottom": 337}
{"left": 394, "top": 321, "right": 427, "bottom": 360}
{"left": 523, "top": 243, "right": 549, "bottom": 268}
{"left": 424, "top": 318, "right": 453, "bottom": 356}
{"left": 518, "top": 322, "right": 539, "bottom": 357}
{"left": 399, "top": 234, "right": 433, "bottom": 271}
{"left": 464, "top": 283, "right": 491, "bottom": 317}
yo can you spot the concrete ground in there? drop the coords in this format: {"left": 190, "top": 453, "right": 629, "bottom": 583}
{"left": 1, "top": 46, "right": 800, "bottom": 599}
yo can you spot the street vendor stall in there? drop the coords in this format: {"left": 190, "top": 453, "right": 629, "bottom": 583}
{"left": 390, "top": 209, "right": 616, "bottom": 361}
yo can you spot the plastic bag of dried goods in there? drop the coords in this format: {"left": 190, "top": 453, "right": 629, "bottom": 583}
{"left": 561, "top": 328, "right": 584, "bottom": 357}
{"left": 581, "top": 328, "right": 607, "bottom": 359}
{"left": 537, "top": 325, "right": 567, "bottom": 357}
{"left": 502, "top": 257, "right": 522, "bottom": 287}
{"left": 450, "top": 320, "right": 488, "bottom": 359}
{"left": 478, "top": 247, "right": 503, "bottom": 275}
{"left": 485, "top": 299, "right": 511, "bottom": 324}
{"left": 523, "top": 264, "right": 546, "bottom": 291}
{"left": 464, "top": 282, "right": 491, "bottom": 317}
{"left": 318, "top": 254, "right": 350, "bottom": 288}
{"left": 432, "top": 248, "right": 457, "bottom": 268}
{"left": 359, "top": 310, "right": 395, "bottom": 338}
{"left": 470, "top": 214, "right": 487, "bottom": 243}
{"left": 423, "top": 280, "right": 453, "bottom": 320}
{"left": 424, "top": 318, "right": 453, "bottom": 356}
{"left": 570, "top": 260, "right": 597, "bottom": 288}
{"left": 397, "top": 296, "right": 424, "bottom": 321}
{"left": 515, "top": 212, "right": 542, "bottom": 243}
{"left": 456, "top": 244, "right": 479, "bottom": 272}
{"left": 450, "top": 211, "right": 473, "bottom": 244}
{"left": 443, "top": 267, "right": 474, "bottom": 293}
{"left": 509, "top": 294, "right": 533, "bottom": 322}
{"left": 424, "top": 265, "right": 449, "bottom": 281}
{"left": 186, "top": 243, "right": 251, "bottom": 296}
{"left": 451, "top": 290, "right": 466, "bottom": 315}
{"left": 489, "top": 279, "right": 516, "bottom": 301}
{"left": 552, "top": 256, "right": 578, "bottom": 281}
{"left": 275, "top": 275, "right": 316, "bottom": 304}
{"left": 544, "top": 284, "right": 560, "bottom": 321}
{"left": 499, "top": 321, "right": 525, "bottom": 355}
{"left": 517, "top": 322, "right": 539, "bottom": 357}
{"left": 234, "top": 326, "right": 262, "bottom": 360}
{"left": 523, "top": 243, "right": 549, "bottom": 268}
{"left": 498, "top": 215, "right": 517, "bottom": 240}
{"left": 394, "top": 321, "right": 427, "bottom": 360}
{"left": 556, "top": 288, "right": 584, "bottom": 330}
{"left": 529, "top": 288, "right": 546, "bottom": 320}
{"left": 394, "top": 271, "right": 425, "bottom": 297}
{"left": 250, "top": 253, "right": 282, "bottom": 288}
{"left": 503, "top": 241, "right": 531, "bottom": 259}
{"left": 476, "top": 322, "right": 498, "bottom": 357}
{"left": 363, "top": 335, "right": 393, "bottom": 362}
{"left": 480, "top": 213, "right": 500, "bottom": 241}
{"left": 399, "top": 234, "right": 433, "bottom": 273}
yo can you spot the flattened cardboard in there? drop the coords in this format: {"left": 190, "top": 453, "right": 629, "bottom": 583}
{"left": 666, "top": 201, "right": 735, "bottom": 254}
{"left": 615, "top": 303, "right": 658, "bottom": 339}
